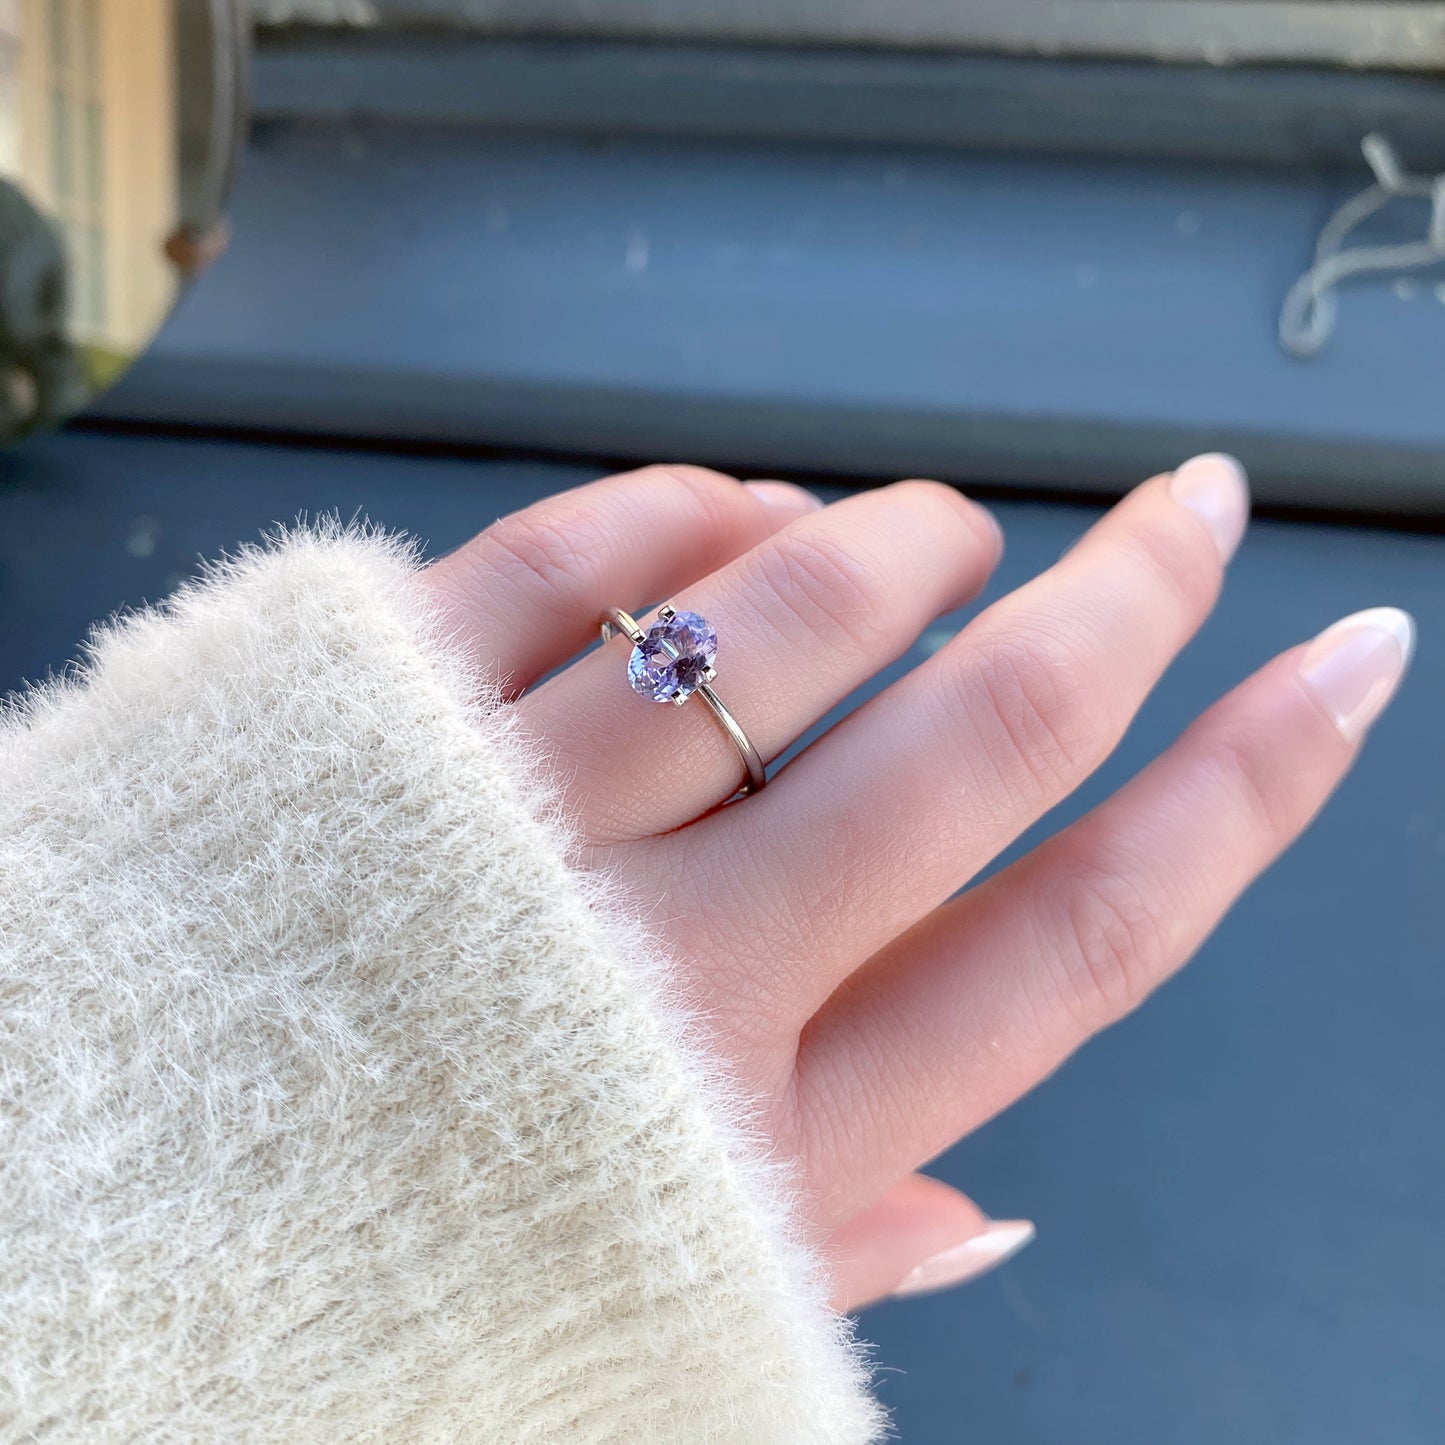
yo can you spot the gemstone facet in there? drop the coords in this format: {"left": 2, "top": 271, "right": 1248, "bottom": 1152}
{"left": 627, "top": 610, "right": 717, "bottom": 703}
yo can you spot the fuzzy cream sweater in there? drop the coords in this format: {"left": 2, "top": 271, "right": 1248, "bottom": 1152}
{"left": 0, "top": 531, "right": 885, "bottom": 1443}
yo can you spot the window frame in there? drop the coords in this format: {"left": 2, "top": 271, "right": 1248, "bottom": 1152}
{"left": 262, "top": 0, "right": 1445, "bottom": 73}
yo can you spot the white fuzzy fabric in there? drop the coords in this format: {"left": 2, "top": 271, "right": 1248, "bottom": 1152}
{"left": 0, "top": 530, "right": 884, "bottom": 1443}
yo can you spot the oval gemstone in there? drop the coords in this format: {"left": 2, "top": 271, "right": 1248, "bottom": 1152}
{"left": 627, "top": 610, "right": 717, "bottom": 703}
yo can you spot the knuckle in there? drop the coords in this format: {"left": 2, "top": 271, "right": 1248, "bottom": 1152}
{"left": 1119, "top": 513, "right": 1221, "bottom": 622}
{"left": 639, "top": 463, "right": 742, "bottom": 531}
{"left": 1208, "top": 722, "right": 1302, "bottom": 844}
{"left": 485, "top": 465, "right": 743, "bottom": 606}
{"left": 484, "top": 508, "right": 588, "bottom": 606}
{"left": 889, "top": 478, "right": 997, "bottom": 555}
{"left": 759, "top": 529, "right": 894, "bottom": 657}
{"left": 901, "top": 479, "right": 1005, "bottom": 557}
{"left": 1051, "top": 858, "right": 1172, "bottom": 1030}
{"left": 963, "top": 631, "right": 1105, "bottom": 796}
{"left": 643, "top": 462, "right": 739, "bottom": 493}
{"left": 890, "top": 477, "right": 970, "bottom": 520}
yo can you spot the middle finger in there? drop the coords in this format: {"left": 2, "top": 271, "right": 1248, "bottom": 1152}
{"left": 653, "top": 454, "right": 1249, "bottom": 1033}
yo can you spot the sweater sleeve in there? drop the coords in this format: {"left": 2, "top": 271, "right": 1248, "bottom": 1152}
{"left": 0, "top": 529, "right": 885, "bottom": 1445}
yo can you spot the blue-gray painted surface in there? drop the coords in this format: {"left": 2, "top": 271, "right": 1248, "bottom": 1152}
{"left": 3, "top": 430, "right": 1441, "bottom": 1442}
{"left": 97, "top": 124, "right": 1445, "bottom": 513}
{"left": 249, "top": 37, "right": 1445, "bottom": 172}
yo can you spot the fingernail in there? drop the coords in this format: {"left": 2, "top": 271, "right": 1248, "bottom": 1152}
{"left": 1298, "top": 606, "right": 1415, "bottom": 744}
{"left": 744, "top": 479, "right": 824, "bottom": 516}
{"left": 889, "top": 1219, "right": 1036, "bottom": 1299}
{"left": 1169, "top": 453, "right": 1250, "bottom": 562}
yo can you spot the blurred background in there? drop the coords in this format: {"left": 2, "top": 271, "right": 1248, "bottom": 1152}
{"left": 1, "top": 3, "right": 1443, "bottom": 1440}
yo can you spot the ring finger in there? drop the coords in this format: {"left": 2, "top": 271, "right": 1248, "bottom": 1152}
{"left": 519, "top": 480, "right": 1003, "bottom": 842}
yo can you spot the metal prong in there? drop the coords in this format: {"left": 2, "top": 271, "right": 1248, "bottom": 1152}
{"left": 659, "top": 604, "right": 676, "bottom": 620}
{"left": 673, "top": 693, "right": 688, "bottom": 707}
{"left": 702, "top": 666, "right": 717, "bottom": 682}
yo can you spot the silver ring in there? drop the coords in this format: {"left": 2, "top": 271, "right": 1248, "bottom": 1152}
{"left": 600, "top": 605, "right": 766, "bottom": 797}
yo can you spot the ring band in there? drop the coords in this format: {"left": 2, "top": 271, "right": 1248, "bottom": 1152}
{"left": 600, "top": 605, "right": 766, "bottom": 797}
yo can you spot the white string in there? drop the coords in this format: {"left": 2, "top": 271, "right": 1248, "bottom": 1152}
{"left": 1279, "top": 133, "right": 1445, "bottom": 358}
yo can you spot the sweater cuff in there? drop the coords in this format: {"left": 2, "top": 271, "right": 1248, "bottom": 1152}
{"left": 0, "top": 528, "right": 884, "bottom": 1443}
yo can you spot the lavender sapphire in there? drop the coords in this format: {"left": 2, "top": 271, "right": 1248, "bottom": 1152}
{"left": 628, "top": 609, "right": 718, "bottom": 703}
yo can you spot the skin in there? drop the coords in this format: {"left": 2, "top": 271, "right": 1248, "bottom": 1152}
{"left": 421, "top": 461, "right": 1405, "bottom": 1312}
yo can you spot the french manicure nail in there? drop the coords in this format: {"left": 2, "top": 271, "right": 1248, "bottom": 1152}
{"left": 889, "top": 1219, "right": 1036, "bottom": 1299}
{"left": 744, "top": 479, "right": 824, "bottom": 515}
{"left": 1169, "top": 453, "right": 1250, "bottom": 562}
{"left": 1298, "top": 606, "right": 1415, "bottom": 744}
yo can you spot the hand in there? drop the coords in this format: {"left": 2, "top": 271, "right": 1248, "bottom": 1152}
{"left": 422, "top": 459, "right": 1413, "bottom": 1310}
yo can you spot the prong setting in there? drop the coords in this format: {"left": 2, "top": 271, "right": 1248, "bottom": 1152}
{"left": 602, "top": 602, "right": 766, "bottom": 794}
{"left": 623, "top": 608, "right": 718, "bottom": 704}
